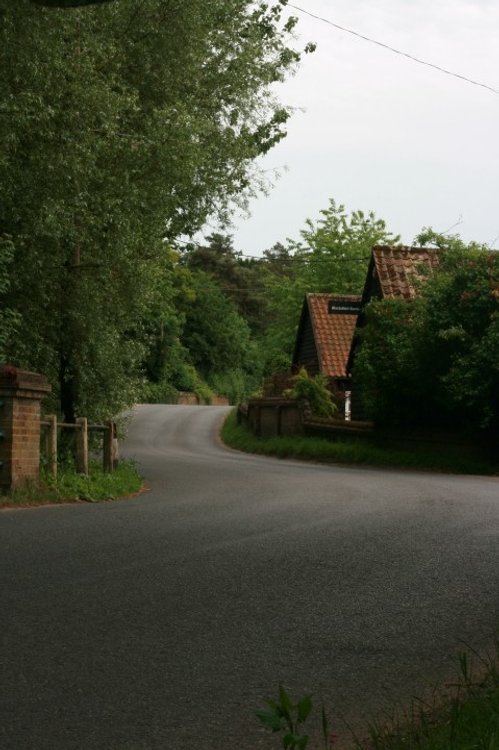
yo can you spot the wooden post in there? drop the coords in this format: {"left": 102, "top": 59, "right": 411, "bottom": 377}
{"left": 103, "top": 420, "right": 113, "bottom": 473}
{"left": 45, "top": 414, "right": 58, "bottom": 479}
{"left": 75, "top": 417, "right": 88, "bottom": 475}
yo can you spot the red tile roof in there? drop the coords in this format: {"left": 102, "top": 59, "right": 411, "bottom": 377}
{"left": 307, "top": 294, "right": 360, "bottom": 378}
{"left": 372, "top": 245, "right": 440, "bottom": 299}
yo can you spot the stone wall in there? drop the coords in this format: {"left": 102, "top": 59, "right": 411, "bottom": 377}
{"left": 239, "top": 398, "right": 305, "bottom": 438}
{"left": 238, "top": 397, "right": 373, "bottom": 440}
{"left": 176, "top": 392, "right": 230, "bottom": 406}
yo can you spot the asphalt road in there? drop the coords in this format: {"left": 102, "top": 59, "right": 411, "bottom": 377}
{"left": 1, "top": 404, "right": 499, "bottom": 749}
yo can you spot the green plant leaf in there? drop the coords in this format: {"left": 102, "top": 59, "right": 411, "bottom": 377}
{"left": 256, "top": 709, "right": 282, "bottom": 732}
{"left": 297, "top": 695, "right": 313, "bottom": 723}
{"left": 278, "top": 684, "right": 294, "bottom": 724}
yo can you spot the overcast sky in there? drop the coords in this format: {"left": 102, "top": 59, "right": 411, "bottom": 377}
{"left": 225, "top": 0, "right": 499, "bottom": 255}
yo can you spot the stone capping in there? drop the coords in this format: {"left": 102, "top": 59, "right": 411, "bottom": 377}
{"left": 0, "top": 364, "right": 51, "bottom": 398}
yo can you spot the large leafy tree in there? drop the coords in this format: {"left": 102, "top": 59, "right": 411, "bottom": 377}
{"left": 31, "top": 1, "right": 113, "bottom": 6}
{"left": 0, "top": 0, "right": 306, "bottom": 420}
{"left": 353, "top": 233, "right": 499, "bottom": 432}
{"left": 179, "top": 270, "right": 261, "bottom": 401}
{"left": 180, "top": 233, "right": 269, "bottom": 335}
{"left": 261, "top": 199, "right": 398, "bottom": 371}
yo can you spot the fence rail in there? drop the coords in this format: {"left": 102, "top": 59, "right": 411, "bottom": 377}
{"left": 41, "top": 415, "right": 117, "bottom": 478}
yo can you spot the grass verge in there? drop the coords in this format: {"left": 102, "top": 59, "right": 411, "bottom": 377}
{"left": 221, "top": 410, "right": 498, "bottom": 475}
{"left": 361, "top": 649, "right": 499, "bottom": 749}
{"left": 0, "top": 460, "right": 143, "bottom": 508}
{"left": 257, "top": 648, "right": 499, "bottom": 749}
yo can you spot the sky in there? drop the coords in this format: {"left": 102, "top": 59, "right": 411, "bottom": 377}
{"left": 225, "top": 0, "right": 499, "bottom": 255}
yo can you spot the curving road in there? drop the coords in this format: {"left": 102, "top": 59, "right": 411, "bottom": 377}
{"left": 1, "top": 404, "right": 499, "bottom": 749}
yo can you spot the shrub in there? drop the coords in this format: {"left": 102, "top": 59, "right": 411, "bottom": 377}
{"left": 284, "top": 368, "right": 337, "bottom": 418}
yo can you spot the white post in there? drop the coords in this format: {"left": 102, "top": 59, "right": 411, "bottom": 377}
{"left": 345, "top": 391, "right": 352, "bottom": 422}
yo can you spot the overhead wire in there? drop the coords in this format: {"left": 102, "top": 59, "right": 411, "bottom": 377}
{"left": 173, "top": 238, "right": 371, "bottom": 263}
{"left": 288, "top": 3, "right": 499, "bottom": 96}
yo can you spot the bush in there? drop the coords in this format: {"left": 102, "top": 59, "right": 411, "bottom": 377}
{"left": 209, "top": 368, "right": 257, "bottom": 405}
{"left": 353, "top": 241, "right": 499, "bottom": 432}
{"left": 284, "top": 368, "right": 337, "bottom": 418}
{"left": 140, "top": 381, "right": 178, "bottom": 404}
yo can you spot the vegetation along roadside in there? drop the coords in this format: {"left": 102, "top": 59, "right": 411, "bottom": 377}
{"left": 221, "top": 410, "right": 499, "bottom": 476}
{"left": 0, "top": 460, "right": 143, "bottom": 509}
{"left": 257, "top": 643, "right": 499, "bottom": 749}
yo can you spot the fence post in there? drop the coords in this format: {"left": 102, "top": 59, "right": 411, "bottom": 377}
{"left": 75, "top": 417, "right": 88, "bottom": 475}
{"left": 103, "top": 420, "right": 113, "bottom": 473}
{"left": 45, "top": 414, "right": 58, "bottom": 479}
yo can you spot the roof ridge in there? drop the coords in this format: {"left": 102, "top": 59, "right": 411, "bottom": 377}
{"left": 306, "top": 292, "right": 361, "bottom": 300}
{"left": 373, "top": 244, "right": 440, "bottom": 253}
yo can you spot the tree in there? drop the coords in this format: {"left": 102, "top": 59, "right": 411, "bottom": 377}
{"left": 31, "top": 1, "right": 113, "bottom": 7}
{"left": 0, "top": 238, "right": 19, "bottom": 360}
{"left": 261, "top": 199, "right": 398, "bottom": 372}
{"left": 0, "top": 1, "right": 308, "bottom": 419}
{"left": 353, "top": 233, "right": 499, "bottom": 432}
{"left": 179, "top": 270, "right": 261, "bottom": 401}
{"left": 180, "top": 233, "right": 269, "bottom": 335}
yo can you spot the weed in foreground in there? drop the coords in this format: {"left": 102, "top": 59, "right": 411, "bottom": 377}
{"left": 363, "top": 646, "right": 499, "bottom": 749}
{"left": 258, "top": 646, "right": 499, "bottom": 750}
{"left": 257, "top": 685, "right": 338, "bottom": 749}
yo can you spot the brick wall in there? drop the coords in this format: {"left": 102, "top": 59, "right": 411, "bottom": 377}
{"left": 0, "top": 366, "right": 51, "bottom": 491}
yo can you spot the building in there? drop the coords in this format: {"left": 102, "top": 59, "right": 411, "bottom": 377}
{"left": 348, "top": 245, "right": 441, "bottom": 418}
{"left": 360, "top": 245, "right": 440, "bottom": 304}
{"left": 292, "top": 293, "right": 361, "bottom": 417}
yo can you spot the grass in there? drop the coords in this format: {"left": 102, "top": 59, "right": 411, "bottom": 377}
{"left": 221, "top": 410, "right": 498, "bottom": 475}
{"left": 360, "top": 649, "right": 499, "bottom": 749}
{"left": 0, "top": 460, "right": 143, "bottom": 508}
{"left": 258, "top": 649, "right": 499, "bottom": 750}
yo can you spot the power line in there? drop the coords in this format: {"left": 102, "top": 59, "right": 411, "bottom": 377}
{"left": 242, "top": 253, "right": 370, "bottom": 263}
{"left": 176, "top": 250, "right": 371, "bottom": 264}
{"left": 174, "top": 238, "right": 372, "bottom": 263}
{"left": 288, "top": 4, "right": 499, "bottom": 96}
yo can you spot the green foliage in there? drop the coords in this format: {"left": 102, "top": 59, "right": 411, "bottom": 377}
{"left": 256, "top": 686, "right": 313, "bottom": 750}
{"left": 256, "top": 649, "right": 499, "bottom": 750}
{"left": 284, "top": 368, "right": 337, "bottom": 418}
{"left": 31, "top": 1, "right": 114, "bottom": 6}
{"left": 257, "top": 687, "right": 338, "bottom": 750}
{"left": 140, "top": 381, "right": 179, "bottom": 405}
{"left": 1, "top": 460, "right": 142, "bottom": 506}
{"left": 261, "top": 200, "right": 398, "bottom": 370}
{"left": 352, "top": 298, "right": 426, "bottom": 426}
{"left": 180, "top": 233, "right": 269, "bottom": 335}
{"left": 141, "top": 363, "right": 214, "bottom": 405}
{"left": 179, "top": 270, "right": 262, "bottom": 394}
{"left": 0, "top": 237, "right": 19, "bottom": 360}
{"left": 354, "top": 237, "right": 499, "bottom": 431}
{"left": 0, "top": 1, "right": 305, "bottom": 420}
{"left": 221, "top": 410, "right": 497, "bottom": 474}
{"left": 364, "top": 646, "right": 499, "bottom": 750}
{"left": 209, "top": 368, "right": 252, "bottom": 405}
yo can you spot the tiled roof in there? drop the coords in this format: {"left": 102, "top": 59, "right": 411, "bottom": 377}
{"left": 307, "top": 294, "right": 360, "bottom": 378}
{"left": 372, "top": 245, "right": 440, "bottom": 299}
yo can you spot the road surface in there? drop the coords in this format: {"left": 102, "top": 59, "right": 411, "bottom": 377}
{"left": 1, "top": 404, "right": 499, "bottom": 749}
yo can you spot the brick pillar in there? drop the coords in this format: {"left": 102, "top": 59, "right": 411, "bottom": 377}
{"left": 0, "top": 365, "right": 52, "bottom": 491}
